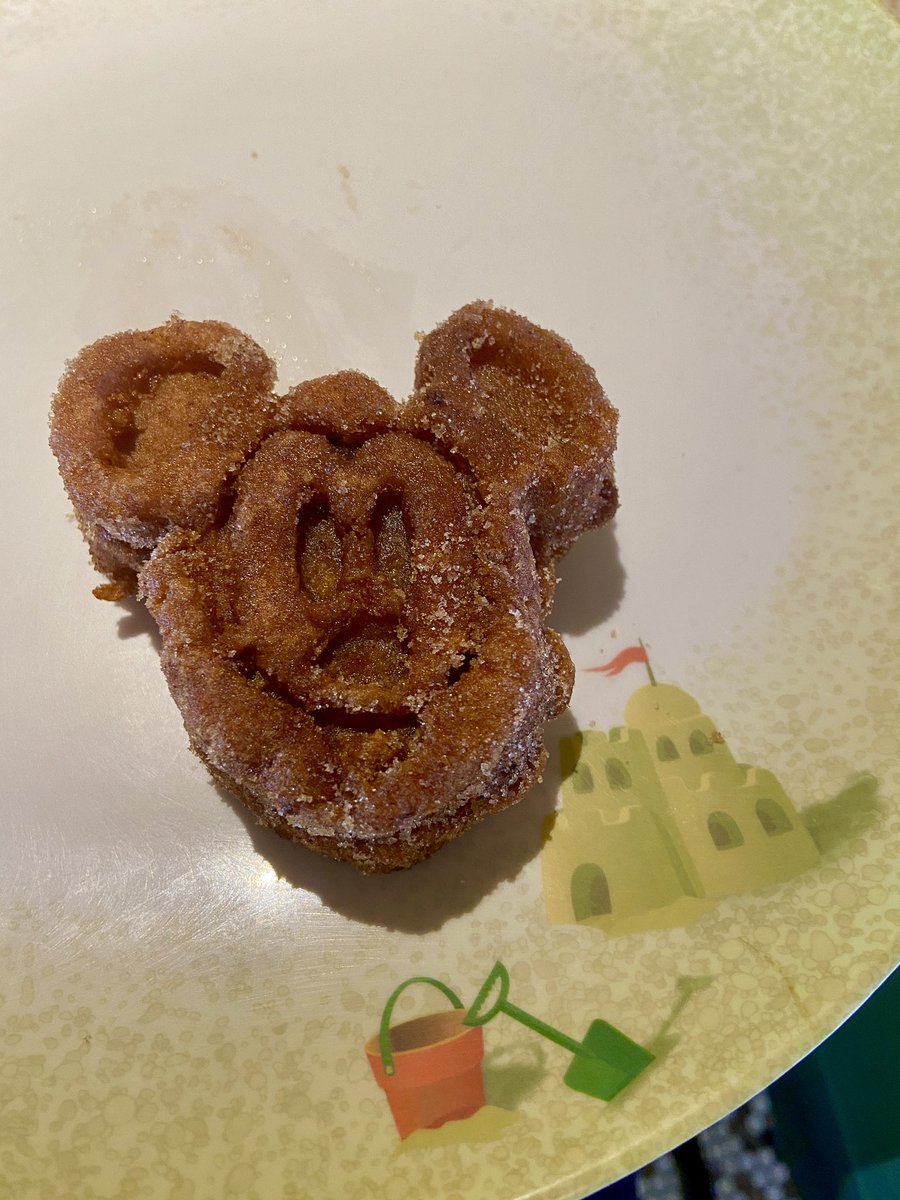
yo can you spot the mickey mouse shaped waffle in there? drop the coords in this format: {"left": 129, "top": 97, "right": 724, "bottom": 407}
{"left": 50, "top": 303, "right": 618, "bottom": 871}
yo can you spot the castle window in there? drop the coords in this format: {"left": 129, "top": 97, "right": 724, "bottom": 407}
{"left": 572, "top": 763, "right": 594, "bottom": 794}
{"left": 571, "top": 863, "right": 612, "bottom": 920}
{"left": 656, "top": 736, "right": 680, "bottom": 761}
{"left": 605, "top": 757, "right": 632, "bottom": 790}
{"left": 690, "top": 730, "right": 714, "bottom": 756}
{"left": 708, "top": 812, "right": 744, "bottom": 850}
{"left": 756, "top": 798, "right": 792, "bottom": 836}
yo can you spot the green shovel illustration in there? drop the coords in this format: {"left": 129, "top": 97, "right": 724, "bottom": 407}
{"left": 463, "top": 961, "right": 654, "bottom": 1101}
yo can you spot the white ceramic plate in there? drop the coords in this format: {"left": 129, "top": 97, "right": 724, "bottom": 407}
{"left": 2, "top": 2, "right": 898, "bottom": 1196}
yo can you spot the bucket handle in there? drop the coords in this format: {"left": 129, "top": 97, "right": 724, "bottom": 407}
{"left": 379, "top": 976, "right": 465, "bottom": 1076}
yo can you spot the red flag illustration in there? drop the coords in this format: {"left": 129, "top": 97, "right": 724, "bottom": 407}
{"left": 586, "top": 643, "right": 650, "bottom": 677}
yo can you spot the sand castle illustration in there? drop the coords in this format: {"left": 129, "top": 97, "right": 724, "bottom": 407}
{"left": 542, "top": 644, "right": 823, "bottom": 930}
{"left": 361, "top": 646, "right": 877, "bottom": 1145}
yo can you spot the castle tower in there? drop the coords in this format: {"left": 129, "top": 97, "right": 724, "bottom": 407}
{"left": 624, "top": 683, "right": 735, "bottom": 784}
{"left": 542, "top": 728, "right": 689, "bottom": 924}
{"left": 622, "top": 684, "right": 819, "bottom": 900}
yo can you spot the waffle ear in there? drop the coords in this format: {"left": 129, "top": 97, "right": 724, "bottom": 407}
{"left": 49, "top": 317, "right": 277, "bottom": 597}
{"left": 405, "top": 301, "right": 618, "bottom": 565}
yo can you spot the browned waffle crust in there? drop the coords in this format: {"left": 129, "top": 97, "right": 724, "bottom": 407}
{"left": 50, "top": 303, "right": 617, "bottom": 871}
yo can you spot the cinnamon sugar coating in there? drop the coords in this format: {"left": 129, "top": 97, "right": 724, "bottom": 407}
{"left": 49, "top": 317, "right": 276, "bottom": 596}
{"left": 406, "top": 302, "right": 618, "bottom": 567}
{"left": 142, "top": 375, "right": 572, "bottom": 869}
{"left": 49, "top": 305, "right": 617, "bottom": 871}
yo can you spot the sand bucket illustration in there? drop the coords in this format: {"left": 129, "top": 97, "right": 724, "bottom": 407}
{"left": 366, "top": 963, "right": 655, "bottom": 1139}
{"left": 365, "top": 976, "right": 487, "bottom": 1139}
